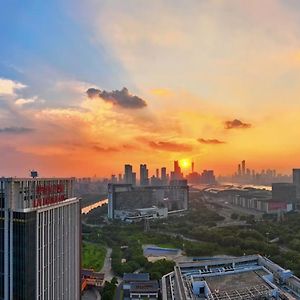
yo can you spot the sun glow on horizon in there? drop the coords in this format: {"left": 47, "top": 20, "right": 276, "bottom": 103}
{"left": 179, "top": 159, "right": 191, "bottom": 170}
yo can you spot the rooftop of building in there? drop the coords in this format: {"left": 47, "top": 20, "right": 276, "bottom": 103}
{"left": 272, "top": 182, "right": 296, "bottom": 187}
{"left": 0, "top": 177, "right": 75, "bottom": 182}
{"left": 205, "top": 186, "right": 272, "bottom": 195}
{"left": 178, "top": 255, "right": 259, "bottom": 269}
{"left": 163, "top": 255, "right": 300, "bottom": 300}
{"left": 109, "top": 180, "right": 188, "bottom": 190}
{"left": 123, "top": 273, "right": 150, "bottom": 282}
{"left": 81, "top": 269, "right": 104, "bottom": 280}
{"left": 130, "top": 280, "right": 159, "bottom": 293}
{"left": 205, "top": 270, "right": 272, "bottom": 298}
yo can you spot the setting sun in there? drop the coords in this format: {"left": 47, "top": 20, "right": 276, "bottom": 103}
{"left": 179, "top": 159, "right": 191, "bottom": 170}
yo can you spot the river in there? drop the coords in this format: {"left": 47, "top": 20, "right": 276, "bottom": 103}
{"left": 221, "top": 182, "right": 272, "bottom": 191}
{"left": 81, "top": 198, "right": 108, "bottom": 214}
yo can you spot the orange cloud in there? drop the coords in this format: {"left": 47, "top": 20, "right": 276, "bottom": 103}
{"left": 198, "top": 138, "right": 225, "bottom": 145}
{"left": 148, "top": 141, "right": 193, "bottom": 152}
{"left": 150, "top": 88, "right": 173, "bottom": 97}
{"left": 92, "top": 145, "right": 119, "bottom": 153}
{"left": 2, "top": 72, "right": 300, "bottom": 177}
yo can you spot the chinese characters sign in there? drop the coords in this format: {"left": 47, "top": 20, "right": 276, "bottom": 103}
{"left": 33, "top": 183, "right": 67, "bottom": 208}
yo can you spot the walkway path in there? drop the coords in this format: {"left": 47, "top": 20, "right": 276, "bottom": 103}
{"left": 101, "top": 247, "right": 114, "bottom": 281}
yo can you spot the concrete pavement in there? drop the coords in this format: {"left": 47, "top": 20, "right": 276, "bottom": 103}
{"left": 82, "top": 287, "right": 101, "bottom": 300}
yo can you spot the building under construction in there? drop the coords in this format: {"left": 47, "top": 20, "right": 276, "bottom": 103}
{"left": 161, "top": 255, "right": 300, "bottom": 300}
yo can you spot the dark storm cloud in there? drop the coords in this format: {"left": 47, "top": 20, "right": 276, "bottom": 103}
{"left": 0, "top": 127, "right": 34, "bottom": 134}
{"left": 198, "top": 138, "right": 225, "bottom": 144}
{"left": 224, "top": 119, "right": 251, "bottom": 129}
{"left": 86, "top": 87, "right": 147, "bottom": 109}
{"left": 86, "top": 88, "right": 101, "bottom": 98}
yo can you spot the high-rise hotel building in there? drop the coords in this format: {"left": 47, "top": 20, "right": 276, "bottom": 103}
{"left": 0, "top": 177, "right": 81, "bottom": 300}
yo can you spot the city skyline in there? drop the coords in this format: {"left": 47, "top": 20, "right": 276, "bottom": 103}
{"left": 107, "top": 161, "right": 297, "bottom": 185}
{"left": 85, "top": 160, "right": 296, "bottom": 181}
{"left": 2, "top": 1, "right": 300, "bottom": 176}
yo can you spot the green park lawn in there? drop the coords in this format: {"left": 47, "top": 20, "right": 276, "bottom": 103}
{"left": 82, "top": 242, "right": 107, "bottom": 271}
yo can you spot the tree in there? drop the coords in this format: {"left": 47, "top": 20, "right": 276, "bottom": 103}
{"left": 231, "top": 213, "right": 239, "bottom": 220}
{"left": 101, "top": 278, "right": 118, "bottom": 300}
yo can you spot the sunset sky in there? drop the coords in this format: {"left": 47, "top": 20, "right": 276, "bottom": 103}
{"left": 1, "top": 0, "right": 300, "bottom": 177}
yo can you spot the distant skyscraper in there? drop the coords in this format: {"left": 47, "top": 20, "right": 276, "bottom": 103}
{"left": 171, "top": 161, "right": 183, "bottom": 180}
{"left": 124, "top": 164, "right": 133, "bottom": 184}
{"left": 174, "top": 161, "right": 180, "bottom": 173}
{"left": 111, "top": 174, "right": 117, "bottom": 183}
{"left": 156, "top": 168, "right": 159, "bottom": 178}
{"left": 150, "top": 175, "right": 156, "bottom": 186}
{"left": 242, "top": 160, "right": 246, "bottom": 176}
{"left": 132, "top": 172, "right": 136, "bottom": 186}
{"left": 161, "top": 167, "right": 167, "bottom": 185}
{"left": 118, "top": 173, "right": 123, "bottom": 183}
{"left": 192, "top": 161, "right": 195, "bottom": 173}
{"left": 293, "top": 169, "right": 300, "bottom": 199}
{"left": 201, "top": 170, "right": 216, "bottom": 184}
{"left": 140, "top": 164, "right": 149, "bottom": 186}
{"left": 0, "top": 177, "right": 81, "bottom": 300}
{"left": 238, "top": 164, "right": 241, "bottom": 176}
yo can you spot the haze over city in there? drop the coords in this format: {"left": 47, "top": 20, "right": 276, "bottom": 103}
{"left": 1, "top": 1, "right": 300, "bottom": 177}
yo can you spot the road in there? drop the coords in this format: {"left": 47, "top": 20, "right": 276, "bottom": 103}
{"left": 100, "top": 248, "right": 124, "bottom": 300}
{"left": 82, "top": 247, "right": 122, "bottom": 300}
{"left": 81, "top": 247, "right": 114, "bottom": 300}
{"left": 114, "top": 282, "right": 123, "bottom": 300}
{"left": 82, "top": 220, "right": 104, "bottom": 228}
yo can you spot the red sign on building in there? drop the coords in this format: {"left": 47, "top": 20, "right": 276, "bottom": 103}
{"left": 33, "top": 183, "right": 67, "bottom": 208}
{"left": 268, "top": 201, "right": 287, "bottom": 211}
